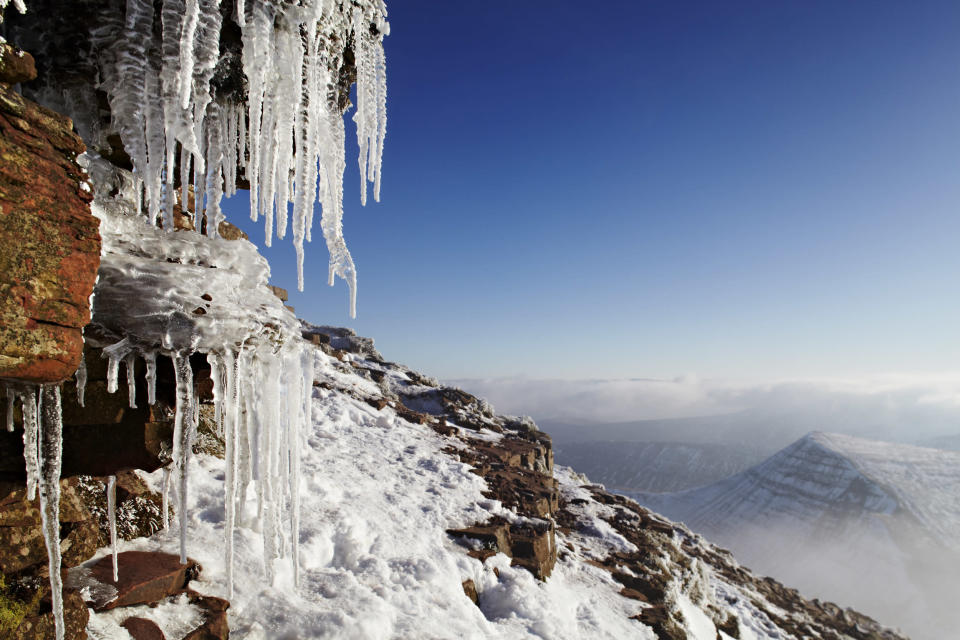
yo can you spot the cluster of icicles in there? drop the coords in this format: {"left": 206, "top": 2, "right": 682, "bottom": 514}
{"left": 104, "top": 0, "right": 388, "bottom": 317}
{"left": 3, "top": 383, "right": 65, "bottom": 639}
{"left": 96, "top": 339, "right": 315, "bottom": 587}
{"left": 5, "top": 341, "right": 314, "bottom": 640}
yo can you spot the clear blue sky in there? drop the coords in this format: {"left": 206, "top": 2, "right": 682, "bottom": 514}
{"left": 224, "top": 0, "right": 960, "bottom": 381}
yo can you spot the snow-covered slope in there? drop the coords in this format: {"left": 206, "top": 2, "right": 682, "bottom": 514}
{"left": 555, "top": 441, "right": 761, "bottom": 493}
{"left": 80, "top": 343, "right": 904, "bottom": 639}
{"left": 633, "top": 432, "right": 960, "bottom": 640}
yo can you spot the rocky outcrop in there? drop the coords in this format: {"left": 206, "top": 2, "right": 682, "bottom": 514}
{"left": 0, "top": 44, "right": 100, "bottom": 384}
{"left": 0, "top": 467, "right": 163, "bottom": 638}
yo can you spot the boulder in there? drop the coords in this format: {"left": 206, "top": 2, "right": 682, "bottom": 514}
{"left": 182, "top": 589, "right": 230, "bottom": 640}
{"left": 80, "top": 551, "right": 200, "bottom": 611}
{"left": 122, "top": 617, "right": 167, "bottom": 640}
{"left": 0, "top": 43, "right": 36, "bottom": 85}
{"left": 0, "top": 47, "right": 100, "bottom": 383}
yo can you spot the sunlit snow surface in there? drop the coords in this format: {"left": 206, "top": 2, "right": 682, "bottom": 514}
{"left": 86, "top": 351, "right": 659, "bottom": 639}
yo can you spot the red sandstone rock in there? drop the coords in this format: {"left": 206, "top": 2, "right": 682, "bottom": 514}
{"left": 0, "top": 47, "right": 100, "bottom": 383}
{"left": 182, "top": 589, "right": 230, "bottom": 640}
{"left": 86, "top": 551, "right": 199, "bottom": 611}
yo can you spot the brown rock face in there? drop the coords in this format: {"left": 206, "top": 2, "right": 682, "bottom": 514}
{"left": 0, "top": 343, "right": 177, "bottom": 478}
{"left": 0, "top": 478, "right": 99, "bottom": 574}
{"left": 0, "top": 46, "right": 100, "bottom": 384}
{"left": 10, "top": 585, "right": 88, "bottom": 640}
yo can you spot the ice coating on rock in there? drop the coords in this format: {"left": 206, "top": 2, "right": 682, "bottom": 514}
{"left": 94, "top": 0, "right": 388, "bottom": 314}
{"left": 107, "top": 475, "right": 118, "bottom": 581}
{"left": 75, "top": 353, "right": 87, "bottom": 408}
{"left": 38, "top": 386, "right": 64, "bottom": 640}
{"left": 82, "top": 146, "right": 317, "bottom": 585}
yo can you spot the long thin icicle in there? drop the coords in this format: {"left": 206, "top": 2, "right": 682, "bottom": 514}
{"left": 107, "top": 475, "right": 119, "bottom": 581}
{"left": 223, "top": 348, "right": 240, "bottom": 597}
{"left": 21, "top": 386, "right": 39, "bottom": 500}
{"left": 38, "top": 385, "right": 64, "bottom": 640}
{"left": 124, "top": 352, "right": 138, "bottom": 408}
{"left": 161, "top": 465, "right": 171, "bottom": 530}
{"left": 5, "top": 387, "right": 14, "bottom": 432}
{"left": 144, "top": 351, "right": 158, "bottom": 406}
{"left": 75, "top": 354, "right": 87, "bottom": 408}
{"left": 172, "top": 353, "right": 195, "bottom": 564}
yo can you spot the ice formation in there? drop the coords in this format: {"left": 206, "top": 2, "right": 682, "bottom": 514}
{"left": 107, "top": 475, "right": 118, "bottom": 582}
{"left": 3, "top": 3, "right": 388, "bottom": 635}
{"left": 38, "top": 386, "right": 64, "bottom": 640}
{"left": 95, "top": 0, "right": 389, "bottom": 317}
{"left": 0, "top": 0, "right": 26, "bottom": 22}
{"left": 83, "top": 154, "right": 317, "bottom": 596}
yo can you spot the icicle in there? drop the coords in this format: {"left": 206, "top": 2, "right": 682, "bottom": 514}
{"left": 237, "top": 373, "right": 253, "bottom": 528}
{"left": 204, "top": 102, "right": 224, "bottom": 238}
{"left": 260, "top": 354, "right": 280, "bottom": 582}
{"left": 106, "top": 355, "right": 120, "bottom": 394}
{"left": 161, "top": 465, "right": 171, "bottom": 530}
{"left": 38, "top": 385, "right": 64, "bottom": 640}
{"left": 107, "top": 475, "right": 119, "bottom": 582}
{"left": 178, "top": 0, "right": 200, "bottom": 110}
{"left": 75, "top": 353, "right": 87, "bottom": 408}
{"left": 180, "top": 146, "right": 192, "bottom": 221}
{"left": 108, "top": 0, "right": 153, "bottom": 207}
{"left": 5, "top": 387, "right": 14, "bottom": 432}
{"left": 206, "top": 352, "right": 221, "bottom": 437}
{"left": 223, "top": 348, "right": 240, "bottom": 597}
{"left": 20, "top": 386, "right": 39, "bottom": 500}
{"left": 353, "top": 5, "right": 388, "bottom": 206}
{"left": 124, "top": 352, "right": 137, "bottom": 408}
{"left": 144, "top": 351, "right": 158, "bottom": 406}
{"left": 144, "top": 69, "right": 167, "bottom": 225}
{"left": 172, "top": 353, "right": 195, "bottom": 564}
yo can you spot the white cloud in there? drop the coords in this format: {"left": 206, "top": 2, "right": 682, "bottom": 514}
{"left": 448, "top": 373, "right": 960, "bottom": 445}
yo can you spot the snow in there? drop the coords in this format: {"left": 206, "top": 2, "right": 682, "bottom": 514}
{"left": 84, "top": 351, "right": 661, "bottom": 639}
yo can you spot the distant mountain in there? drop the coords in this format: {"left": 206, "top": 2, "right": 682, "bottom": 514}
{"left": 555, "top": 440, "right": 763, "bottom": 493}
{"left": 630, "top": 432, "right": 960, "bottom": 640}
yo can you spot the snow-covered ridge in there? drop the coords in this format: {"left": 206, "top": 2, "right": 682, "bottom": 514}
{"left": 632, "top": 431, "right": 960, "bottom": 639}
{"left": 805, "top": 431, "right": 960, "bottom": 546}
